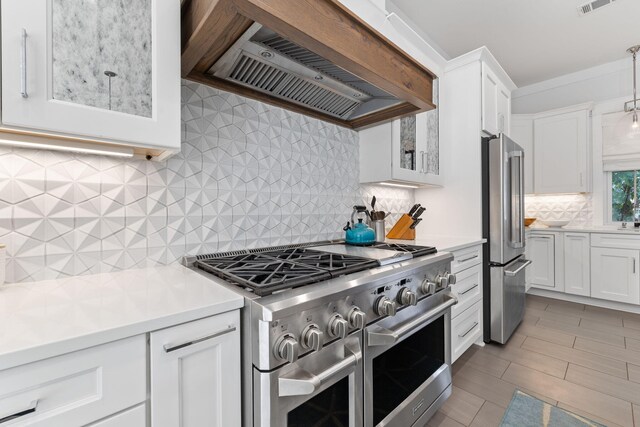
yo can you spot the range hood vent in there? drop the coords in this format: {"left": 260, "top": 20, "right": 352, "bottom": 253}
{"left": 181, "top": 0, "right": 437, "bottom": 129}
{"left": 210, "top": 24, "right": 402, "bottom": 121}
{"left": 227, "top": 52, "right": 362, "bottom": 119}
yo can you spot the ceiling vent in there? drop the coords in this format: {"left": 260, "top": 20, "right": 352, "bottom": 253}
{"left": 578, "top": 0, "right": 617, "bottom": 16}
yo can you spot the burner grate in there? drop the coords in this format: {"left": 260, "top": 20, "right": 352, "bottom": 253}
{"left": 195, "top": 247, "right": 378, "bottom": 296}
{"left": 370, "top": 243, "right": 437, "bottom": 258}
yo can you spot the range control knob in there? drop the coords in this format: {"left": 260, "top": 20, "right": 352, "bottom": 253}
{"left": 397, "top": 287, "right": 418, "bottom": 306}
{"left": 274, "top": 334, "right": 299, "bottom": 363}
{"left": 301, "top": 324, "right": 324, "bottom": 352}
{"left": 374, "top": 296, "right": 397, "bottom": 317}
{"left": 436, "top": 274, "right": 449, "bottom": 289}
{"left": 421, "top": 279, "right": 437, "bottom": 296}
{"left": 347, "top": 307, "right": 366, "bottom": 330}
{"left": 445, "top": 272, "right": 457, "bottom": 285}
{"left": 327, "top": 314, "right": 349, "bottom": 339}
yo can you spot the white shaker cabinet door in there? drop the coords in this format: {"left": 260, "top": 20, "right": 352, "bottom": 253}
{"left": 591, "top": 247, "right": 640, "bottom": 304}
{"left": 1, "top": 0, "right": 180, "bottom": 151}
{"left": 533, "top": 109, "right": 589, "bottom": 193}
{"left": 563, "top": 233, "right": 590, "bottom": 297}
{"left": 526, "top": 233, "right": 557, "bottom": 290}
{"left": 150, "top": 310, "right": 241, "bottom": 427}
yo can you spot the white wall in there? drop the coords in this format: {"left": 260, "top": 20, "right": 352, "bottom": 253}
{"left": 513, "top": 57, "right": 638, "bottom": 114}
{"left": 414, "top": 61, "right": 483, "bottom": 239}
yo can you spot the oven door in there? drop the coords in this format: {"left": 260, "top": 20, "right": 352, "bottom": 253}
{"left": 254, "top": 333, "right": 363, "bottom": 427}
{"left": 364, "top": 291, "right": 457, "bottom": 427}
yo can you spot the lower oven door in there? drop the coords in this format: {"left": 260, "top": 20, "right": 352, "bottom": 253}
{"left": 254, "top": 332, "right": 363, "bottom": 427}
{"left": 364, "top": 291, "right": 457, "bottom": 427}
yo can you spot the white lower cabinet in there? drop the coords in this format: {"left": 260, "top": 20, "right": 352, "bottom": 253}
{"left": 87, "top": 404, "right": 146, "bottom": 427}
{"left": 0, "top": 336, "right": 146, "bottom": 426}
{"left": 150, "top": 310, "right": 241, "bottom": 427}
{"left": 526, "top": 233, "right": 560, "bottom": 291}
{"left": 448, "top": 244, "right": 483, "bottom": 363}
{"left": 564, "top": 233, "right": 590, "bottom": 296}
{"left": 451, "top": 300, "right": 482, "bottom": 363}
{"left": 591, "top": 247, "right": 640, "bottom": 304}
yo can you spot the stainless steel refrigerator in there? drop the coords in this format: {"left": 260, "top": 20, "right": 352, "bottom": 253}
{"left": 482, "top": 134, "right": 531, "bottom": 344}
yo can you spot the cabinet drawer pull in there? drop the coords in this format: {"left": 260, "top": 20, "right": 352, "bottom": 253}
{"left": 164, "top": 325, "right": 236, "bottom": 353}
{"left": 457, "top": 255, "right": 478, "bottom": 263}
{"left": 458, "top": 322, "right": 479, "bottom": 338}
{"left": 20, "top": 29, "right": 28, "bottom": 98}
{"left": 459, "top": 284, "right": 479, "bottom": 296}
{"left": 0, "top": 400, "right": 38, "bottom": 424}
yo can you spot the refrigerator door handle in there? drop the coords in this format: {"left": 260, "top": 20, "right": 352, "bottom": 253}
{"left": 508, "top": 151, "right": 525, "bottom": 249}
{"left": 504, "top": 259, "right": 532, "bottom": 277}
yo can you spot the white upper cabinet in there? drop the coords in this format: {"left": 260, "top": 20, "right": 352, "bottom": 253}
{"left": 359, "top": 107, "right": 442, "bottom": 187}
{"left": 533, "top": 106, "right": 590, "bottom": 194}
{"left": 481, "top": 62, "right": 511, "bottom": 136}
{"left": 510, "top": 115, "right": 534, "bottom": 194}
{"left": 1, "top": 0, "right": 181, "bottom": 155}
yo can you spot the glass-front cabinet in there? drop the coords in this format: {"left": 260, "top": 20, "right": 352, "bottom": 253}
{"left": 1, "top": 0, "right": 180, "bottom": 153}
{"left": 359, "top": 79, "right": 442, "bottom": 187}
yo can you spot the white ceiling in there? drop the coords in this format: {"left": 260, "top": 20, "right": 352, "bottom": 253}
{"left": 389, "top": 0, "right": 640, "bottom": 87}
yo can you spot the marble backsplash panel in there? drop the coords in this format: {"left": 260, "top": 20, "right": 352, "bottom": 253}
{"left": 0, "top": 80, "right": 414, "bottom": 283}
{"left": 525, "top": 194, "right": 593, "bottom": 227}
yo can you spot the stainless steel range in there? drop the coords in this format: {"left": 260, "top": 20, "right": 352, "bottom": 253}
{"left": 185, "top": 241, "right": 457, "bottom": 427}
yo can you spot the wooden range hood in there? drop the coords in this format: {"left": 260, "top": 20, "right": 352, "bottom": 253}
{"left": 181, "top": 0, "right": 436, "bottom": 129}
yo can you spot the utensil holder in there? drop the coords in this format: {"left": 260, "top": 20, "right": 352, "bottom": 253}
{"left": 386, "top": 214, "right": 416, "bottom": 240}
{"left": 372, "top": 220, "right": 386, "bottom": 242}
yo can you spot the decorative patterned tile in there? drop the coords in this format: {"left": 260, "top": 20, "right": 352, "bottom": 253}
{"left": 0, "top": 80, "right": 415, "bottom": 283}
{"left": 525, "top": 194, "right": 593, "bottom": 227}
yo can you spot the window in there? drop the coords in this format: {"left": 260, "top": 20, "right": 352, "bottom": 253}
{"left": 611, "top": 170, "right": 640, "bottom": 222}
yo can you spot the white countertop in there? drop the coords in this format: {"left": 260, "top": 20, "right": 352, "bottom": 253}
{"left": 386, "top": 236, "right": 486, "bottom": 252}
{"left": 527, "top": 225, "right": 640, "bottom": 235}
{"left": 0, "top": 265, "right": 243, "bottom": 370}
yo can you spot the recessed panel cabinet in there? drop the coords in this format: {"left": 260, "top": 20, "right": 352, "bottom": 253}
{"left": 481, "top": 63, "right": 511, "bottom": 136}
{"left": 0, "top": 0, "right": 181, "bottom": 153}
{"left": 591, "top": 247, "right": 640, "bottom": 304}
{"left": 150, "top": 311, "right": 241, "bottom": 427}
{"left": 533, "top": 108, "right": 590, "bottom": 193}
{"left": 563, "top": 233, "right": 590, "bottom": 296}
{"left": 526, "top": 233, "right": 559, "bottom": 291}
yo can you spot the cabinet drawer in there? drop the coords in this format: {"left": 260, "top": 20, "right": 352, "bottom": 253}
{"left": 451, "top": 245, "right": 483, "bottom": 273}
{"left": 87, "top": 403, "right": 146, "bottom": 427}
{"left": 591, "top": 233, "right": 640, "bottom": 250}
{"left": 0, "top": 336, "right": 146, "bottom": 426}
{"left": 451, "top": 301, "right": 482, "bottom": 363}
{"left": 451, "top": 264, "right": 482, "bottom": 319}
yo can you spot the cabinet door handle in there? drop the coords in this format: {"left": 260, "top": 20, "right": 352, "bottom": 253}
{"left": 0, "top": 400, "right": 38, "bottom": 424}
{"left": 633, "top": 258, "right": 636, "bottom": 274}
{"left": 457, "top": 255, "right": 478, "bottom": 263}
{"left": 458, "top": 322, "right": 479, "bottom": 338}
{"left": 163, "top": 325, "right": 236, "bottom": 353}
{"left": 419, "top": 150, "right": 425, "bottom": 173}
{"left": 20, "top": 29, "right": 28, "bottom": 98}
{"left": 459, "top": 284, "right": 479, "bottom": 296}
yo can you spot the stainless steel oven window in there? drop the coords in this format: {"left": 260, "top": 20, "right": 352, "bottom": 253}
{"left": 364, "top": 292, "right": 455, "bottom": 427}
{"left": 287, "top": 376, "right": 350, "bottom": 426}
{"left": 372, "top": 316, "right": 445, "bottom": 425}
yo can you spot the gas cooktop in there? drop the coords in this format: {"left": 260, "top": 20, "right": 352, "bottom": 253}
{"left": 194, "top": 242, "right": 437, "bottom": 296}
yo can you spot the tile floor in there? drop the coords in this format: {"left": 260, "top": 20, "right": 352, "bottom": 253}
{"left": 429, "top": 295, "right": 640, "bottom": 427}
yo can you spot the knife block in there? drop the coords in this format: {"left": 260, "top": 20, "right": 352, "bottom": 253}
{"left": 386, "top": 214, "right": 416, "bottom": 240}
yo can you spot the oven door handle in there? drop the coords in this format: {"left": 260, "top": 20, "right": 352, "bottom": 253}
{"left": 367, "top": 292, "right": 458, "bottom": 347}
{"left": 278, "top": 343, "right": 362, "bottom": 397}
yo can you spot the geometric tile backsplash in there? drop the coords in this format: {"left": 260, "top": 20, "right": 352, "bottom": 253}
{"left": 525, "top": 194, "right": 593, "bottom": 227}
{"left": 0, "top": 80, "right": 414, "bottom": 283}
